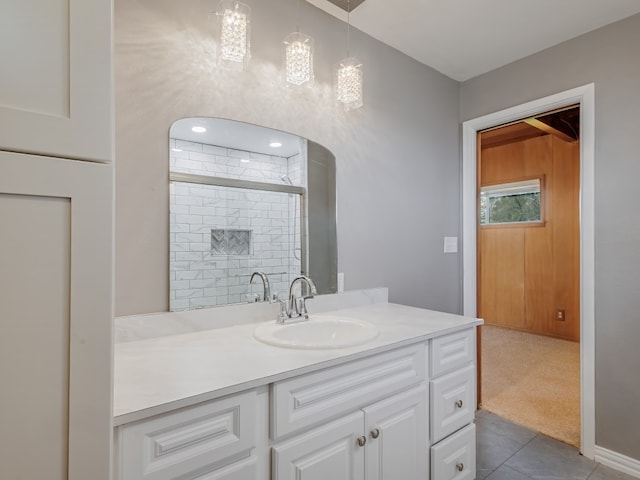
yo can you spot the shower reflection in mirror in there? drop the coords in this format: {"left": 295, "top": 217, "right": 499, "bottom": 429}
{"left": 169, "top": 118, "right": 307, "bottom": 311}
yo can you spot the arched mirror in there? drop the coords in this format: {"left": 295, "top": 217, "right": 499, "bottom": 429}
{"left": 169, "top": 118, "right": 336, "bottom": 311}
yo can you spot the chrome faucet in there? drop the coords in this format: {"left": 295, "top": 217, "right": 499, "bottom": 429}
{"left": 277, "top": 275, "right": 318, "bottom": 323}
{"left": 249, "top": 271, "right": 271, "bottom": 302}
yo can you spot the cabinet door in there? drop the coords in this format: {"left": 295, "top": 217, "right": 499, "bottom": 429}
{"left": 272, "top": 411, "right": 365, "bottom": 480}
{"left": 0, "top": 152, "right": 113, "bottom": 480}
{"left": 0, "top": 0, "right": 112, "bottom": 162}
{"left": 363, "top": 383, "right": 428, "bottom": 480}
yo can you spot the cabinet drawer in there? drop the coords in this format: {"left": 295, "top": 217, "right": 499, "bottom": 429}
{"left": 271, "top": 343, "right": 425, "bottom": 439}
{"left": 430, "top": 328, "right": 475, "bottom": 377}
{"left": 430, "top": 364, "right": 475, "bottom": 443}
{"left": 431, "top": 423, "right": 476, "bottom": 480}
{"left": 116, "top": 390, "right": 257, "bottom": 480}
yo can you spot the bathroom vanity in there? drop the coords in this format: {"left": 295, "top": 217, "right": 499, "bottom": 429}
{"left": 113, "top": 300, "right": 481, "bottom": 480}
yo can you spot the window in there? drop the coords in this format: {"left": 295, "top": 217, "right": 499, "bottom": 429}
{"left": 480, "top": 178, "right": 542, "bottom": 225}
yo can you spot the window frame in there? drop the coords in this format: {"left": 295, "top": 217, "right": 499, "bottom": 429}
{"left": 478, "top": 175, "right": 546, "bottom": 229}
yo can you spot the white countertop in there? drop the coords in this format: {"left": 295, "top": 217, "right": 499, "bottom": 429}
{"left": 113, "top": 302, "right": 481, "bottom": 426}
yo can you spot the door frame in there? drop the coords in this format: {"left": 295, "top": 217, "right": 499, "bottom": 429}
{"left": 461, "top": 84, "right": 595, "bottom": 459}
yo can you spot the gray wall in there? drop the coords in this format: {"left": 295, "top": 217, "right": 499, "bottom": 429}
{"left": 461, "top": 13, "right": 640, "bottom": 461}
{"left": 116, "top": 0, "right": 640, "bottom": 462}
{"left": 114, "top": 0, "right": 461, "bottom": 317}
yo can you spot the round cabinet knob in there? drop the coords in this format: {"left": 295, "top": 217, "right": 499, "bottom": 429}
{"left": 455, "top": 399, "right": 464, "bottom": 408}
{"left": 456, "top": 462, "right": 464, "bottom": 472}
{"left": 370, "top": 428, "right": 380, "bottom": 439}
{"left": 356, "top": 436, "right": 367, "bottom": 447}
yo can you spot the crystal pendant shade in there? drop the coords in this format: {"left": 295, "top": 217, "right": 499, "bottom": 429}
{"left": 217, "top": 0, "right": 250, "bottom": 68}
{"left": 284, "top": 32, "right": 314, "bottom": 86}
{"left": 335, "top": 58, "right": 363, "bottom": 111}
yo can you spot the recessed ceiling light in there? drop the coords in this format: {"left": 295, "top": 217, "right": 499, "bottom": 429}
{"left": 270, "top": 141, "right": 283, "bottom": 148}
{"left": 192, "top": 126, "right": 207, "bottom": 133}
{"left": 240, "top": 158, "right": 250, "bottom": 163}
{"left": 171, "top": 147, "right": 183, "bottom": 152}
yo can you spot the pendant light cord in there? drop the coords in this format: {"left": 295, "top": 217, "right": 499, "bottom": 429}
{"left": 296, "top": 0, "right": 300, "bottom": 33}
{"left": 346, "top": 0, "right": 351, "bottom": 56}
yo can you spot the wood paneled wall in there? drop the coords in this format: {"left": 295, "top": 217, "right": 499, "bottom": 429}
{"left": 478, "top": 135, "right": 580, "bottom": 342}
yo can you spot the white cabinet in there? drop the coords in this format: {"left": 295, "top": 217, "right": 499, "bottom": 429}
{"left": 114, "top": 326, "right": 480, "bottom": 480}
{"left": 1, "top": 2, "right": 113, "bottom": 478}
{"left": 272, "top": 384, "right": 427, "bottom": 480}
{"left": 363, "top": 384, "right": 428, "bottom": 480}
{"left": 431, "top": 364, "right": 475, "bottom": 443}
{"left": 115, "top": 389, "right": 268, "bottom": 480}
{"left": 270, "top": 345, "right": 427, "bottom": 480}
{"left": 0, "top": 152, "right": 113, "bottom": 480}
{"left": 0, "top": 0, "right": 112, "bottom": 162}
{"left": 431, "top": 424, "right": 476, "bottom": 480}
{"left": 272, "top": 411, "right": 365, "bottom": 480}
{"left": 271, "top": 344, "right": 425, "bottom": 439}
{"left": 429, "top": 329, "right": 477, "bottom": 479}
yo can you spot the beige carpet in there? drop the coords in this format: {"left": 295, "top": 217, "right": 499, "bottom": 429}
{"left": 480, "top": 325, "right": 581, "bottom": 447}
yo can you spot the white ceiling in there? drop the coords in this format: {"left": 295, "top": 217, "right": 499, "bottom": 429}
{"left": 307, "top": 0, "right": 640, "bottom": 81}
{"left": 171, "top": 118, "right": 302, "bottom": 157}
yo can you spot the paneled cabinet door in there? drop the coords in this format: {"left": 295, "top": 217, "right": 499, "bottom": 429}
{"left": 0, "top": 152, "right": 113, "bottom": 480}
{"left": 0, "top": 0, "right": 112, "bottom": 162}
{"left": 272, "top": 412, "right": 365, "bottom": 480}
{"left": 363, "top": 384, "right": 428, "bottom": 480}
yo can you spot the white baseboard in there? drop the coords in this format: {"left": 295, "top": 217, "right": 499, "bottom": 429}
{"left": 594, "top": 446, "right": 640, "bottom": 478}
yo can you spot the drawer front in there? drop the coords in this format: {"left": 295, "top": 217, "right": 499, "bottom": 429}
{"left": 430, "top": 364, "right": 475, "bottom": 443}
{"left": 271, "top": 343, "right": 426, "bottom": 439}
{"left": 431, "top": 423, "right": 476, "bottom": 480}
{"left": 117, "top": 390, "right": 257, "bottom": 480}
{"left": 192, "top": 455, "right": 258, "bottom": 480}
{"left": 430, "top": 328, "right": 475, "bottom": 377}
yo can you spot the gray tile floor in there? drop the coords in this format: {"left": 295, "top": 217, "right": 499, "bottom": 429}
{"left": 476, "top": 410, "right": 636, "bottom": 480}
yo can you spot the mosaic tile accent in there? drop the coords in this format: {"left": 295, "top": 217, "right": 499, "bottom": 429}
{"left": 211, "top": 228, "right": 252, "bottom": 256}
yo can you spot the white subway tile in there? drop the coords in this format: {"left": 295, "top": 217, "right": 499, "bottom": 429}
{"left": 176, "top": 270, "right": 202, "bottom": 281}
{"left": 190, "top": 242, "right": 211, "bottom": 252}
{"left": 171, "top": 261, "right": 190, "bottom": 271}
{"left": 171, "top": 299, "right": 190, "bottom": 310}
{"left": 176, "top": 232, "right": 203, "bottom": 243}
{"left": 175, "top": 195, "right": 203, "bottom": 206}
{"left": 176, "top": 214, "right": 203, "bottom": 224}
{"left": 190, "top": 297, "right": 216, "bottom": 309}
{"left": 176, "top": 251, "right": 203, "bottom": 262}
{"left": 175, "top": 288, "right": 203, "bottom": 299}
{"left": 190, "top": 279, "right": 216, "bottom": 289}
{"left": 175, "top": 139, "right": 203, "bottom": 152}
{"left": 202, "top": 144, "right": 227, "bottom": 156}
{"left": 171, "top": 242, "right": 189, "bottom": 252}
{"left": 169, "top": 204, "right": 189, "bottom": 215}
{"left": 189, "top": 206, "right": 218, "bottom": 216}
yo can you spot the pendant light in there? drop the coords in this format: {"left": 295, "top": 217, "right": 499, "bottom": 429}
{"left": 216, "top": 0, "right": 251, "bottom": 70}
{"left": 284, "top": 0, "right": 314, "bottom": 86}
{"left": 335, "top": 0, "right": 363, "bottom": 110}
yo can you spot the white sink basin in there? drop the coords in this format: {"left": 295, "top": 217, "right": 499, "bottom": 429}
{"left": 253, "top": 316, "right": 379, "bottom": 349}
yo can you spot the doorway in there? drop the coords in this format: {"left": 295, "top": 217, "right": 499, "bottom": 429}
{"left": 476, "top": 108, "right": 581, "bottom": 446}
{"left": 461, "top": 84, "right": 595, "bottom": 458}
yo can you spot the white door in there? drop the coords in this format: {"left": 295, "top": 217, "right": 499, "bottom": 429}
{"left": 272, "top": 411, "right": 365, "bottom": 480}
{"left": 0, "top": 0, "right": 112, "bottom": 162}
{"left": 363, "top": 384, "right": 428, "bottom": 480}
{"left": 0, "top": 152, "right": 113, "bottom": 480}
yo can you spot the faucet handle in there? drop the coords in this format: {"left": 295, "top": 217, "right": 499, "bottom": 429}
{"left": 277, "top": 299, "right": 289, "bottom": 323}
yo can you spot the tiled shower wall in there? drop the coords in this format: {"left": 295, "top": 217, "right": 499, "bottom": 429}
{"left": 169, "top": 139, "right": 304, "bottom": 310}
